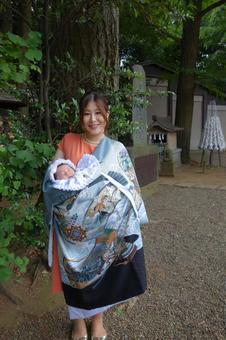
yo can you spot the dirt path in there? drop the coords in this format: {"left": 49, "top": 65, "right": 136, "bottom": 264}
{"left": 0, "top": 185, "right": 225, "bottom": 339}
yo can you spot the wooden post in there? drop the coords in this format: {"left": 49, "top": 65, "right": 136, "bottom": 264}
{"left": 200, "top": 149, "right": 205, "bottom": 166}
{"left": 209, "top": 150, "right": 213, "bottom": 167}
{"left": 218, "top": 149, "right": 222, "bottom": 167}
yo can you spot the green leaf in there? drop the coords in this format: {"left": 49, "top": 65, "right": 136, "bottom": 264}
{"left": 7, "top": 32, "right": 27, "bottom": 47}
{"left": 9, "top": 156, "right": 20, "bottom": 167}
{"left": 15, "top": 256, "right": 28, "bottom": 273}
{"left": 25, "top": 49, "right": 42, "bottom": 61}
{"left": 13, "top": 72, "right": 27, "bottom": 83}
{"left": 3, "top": 46, "right": 22, "bottom": 59}
{"left": 25, "top": 140, "right": 34, "bottom": 150}
{"left": 8, "top": 144, "right": 19, "bottom": 153}
{"left": 0, "top": 238, "right": 11, "bottom": 247}
{"left": 27, "top": 31, "right": 42, "bottom": 47}
{"left": 14, "top": 257, "right": 23, "bottom": 267}
{"left": 0, "top": 267, "right": 12, "bottom": 282}
{"left": 35, "top": 143, "right": 54, "bottom": 157}
{"left": 13, "top": 181, "right": 21, "bottom": 190}
{"left": 0, "top": 63, "right": 11, "bottom": 74}
{"left": 0, "top": 258, "right": 8, "bottom": 266}
{"left": 16, "top": 150, "right": 34, "bottom": 162}
{"left": 19, "top": 64, "right": 29, "bottom": 74}
{"left": 0, "top": 186, "right": 9, "bottom": 196}
{"left": 30, "top": 64, "right": 41, "bottom": 73}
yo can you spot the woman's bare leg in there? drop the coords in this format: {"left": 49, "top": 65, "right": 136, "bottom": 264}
{"left": 71, "top": 318, "right": 87, "bottom": 338}
{"left": 91, "top": 312, "right": 107, "bottom": 337}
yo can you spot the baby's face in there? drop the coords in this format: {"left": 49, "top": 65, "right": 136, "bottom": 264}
{"left": 55, "top": 164, "right": 75, "bottom": 180}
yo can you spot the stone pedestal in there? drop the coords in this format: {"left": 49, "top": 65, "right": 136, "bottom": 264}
{"left": 172, "top": 148, "right": 182, "bottom": 167}
{"left": 127, "top": 145, "right": 159, "bottom": 186}
{"left": 159, "top": 161, "right": 175, "bottom": 177}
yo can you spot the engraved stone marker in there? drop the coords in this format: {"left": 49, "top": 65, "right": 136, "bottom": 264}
{"left": 132, "top": 64, "right": 147, "bottom": 146}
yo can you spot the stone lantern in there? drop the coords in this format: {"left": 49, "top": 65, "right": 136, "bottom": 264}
{"left": 148, "top": 115, "right": 183, "bottom": 166}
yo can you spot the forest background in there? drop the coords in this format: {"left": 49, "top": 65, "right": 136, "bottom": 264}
{"left": 0, "top": 0, "right": 226, "bottom": 283}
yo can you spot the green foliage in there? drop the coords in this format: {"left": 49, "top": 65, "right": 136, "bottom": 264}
{"left": 51, "top": 53, "right": 79, "bottom": 104}
{"left": 0, "top": 31, "right": 42, "bottom": 87}
{"left": 0, "top": 206, "right": 29, "bottom": 282}
{"left": 0, "top": 27, "right": 47, "bottom": 282}
{"left": 108, "top": 68, "right": 169, "bottom": 139}
{"left": 120, "top": 0, "right": 226, "bottom": 98}
{"left": 0, "top": 138, "right": 54, "bottom": 197}
{"left": 119, "top": 1, "right": 183, "bottom": 68}
{"left": 0, "top": 134, "right": 54, "bottom": 282}
{"left": 52, "top": 97, "right": 80, "bottom": 134}
{"left": 198, "top": 5, "right": 226, "bottom": 97}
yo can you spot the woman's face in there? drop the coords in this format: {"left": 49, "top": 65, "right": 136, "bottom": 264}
{"left": 82, "top": 100, "right": 108, "bottom": 139}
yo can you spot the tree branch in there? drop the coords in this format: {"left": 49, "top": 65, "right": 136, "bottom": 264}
{"left": 130, "top": 2, "right": 181, "bottom": 43}
{"left": 147, "top": 21, "right": 181, "bottom": 42}
{"left": 0, "top": 0, "right": 32, "bottom": 29}
{"left": 200, "top": 0, "right": 226, "bottom": 17}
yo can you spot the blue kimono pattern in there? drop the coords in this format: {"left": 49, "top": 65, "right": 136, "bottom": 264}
{"left": 54, "top": 177, "right": 142, "bottom": 289}
{"left": 43, "top": 137, "right": 148, "bottom": 291}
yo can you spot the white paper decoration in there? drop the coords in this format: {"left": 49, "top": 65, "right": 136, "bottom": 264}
{"left": 199, "top": 100, "right": 226, "bottom": 151}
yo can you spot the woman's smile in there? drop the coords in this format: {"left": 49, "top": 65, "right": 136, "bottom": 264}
{"left": 82, "top": 101, "right": 108, "bottom": 141}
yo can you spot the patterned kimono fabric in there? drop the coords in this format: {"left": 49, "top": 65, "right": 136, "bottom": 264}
{"left": 43, "top": 134, "right": 148, "bottom": 318}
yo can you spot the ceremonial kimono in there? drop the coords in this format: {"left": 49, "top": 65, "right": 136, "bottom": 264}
{"left": 43, "top": 135, "right": 148, "bottom": 314}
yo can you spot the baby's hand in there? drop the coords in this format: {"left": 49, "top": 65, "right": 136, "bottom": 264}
{"left": 55, "top": 164, "right": 75, "bottom": 180}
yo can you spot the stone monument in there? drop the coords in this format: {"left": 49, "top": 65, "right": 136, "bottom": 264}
{"left": 132, "top": 64, "right": 148, "bottom": 146}
{"left": 127, "top": 64, "right": 159, "bottom": 186}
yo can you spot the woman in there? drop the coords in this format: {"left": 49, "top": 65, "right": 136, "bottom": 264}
{"left": 43, "top": 91, "right": 148, "bottom": 340}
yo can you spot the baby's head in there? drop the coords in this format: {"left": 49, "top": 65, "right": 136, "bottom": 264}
{"left": 55, "top": 164, "right": 75, "bottom": 180}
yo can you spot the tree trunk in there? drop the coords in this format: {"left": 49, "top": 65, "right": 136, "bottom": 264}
{"left": 14, "top": 0, "right": 32, "bottom": 38}
{"left": 42, "top": 0, "right": 52, "bottom": 143}
{"left": 175, "top": 2, "right": 202, "bottom": 164}
{"left": 0, "top": 3, "right": 12, "bottom": 32}
{"left": 51, "top": 2, "right": 119, "bottom": 100}
{"left": 13, "top": 0, "right": 32, "bottom": 119}
{"left": 39, "top": 58, "right": 44, "bottom": 133}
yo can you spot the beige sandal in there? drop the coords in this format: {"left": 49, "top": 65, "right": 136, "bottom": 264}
{"left": 71, "top": 336, "right": 88, "bottom": 340}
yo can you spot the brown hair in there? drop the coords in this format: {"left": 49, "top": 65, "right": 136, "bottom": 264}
{"left": 79, "top": 91, "right": 109, "bottom": 132}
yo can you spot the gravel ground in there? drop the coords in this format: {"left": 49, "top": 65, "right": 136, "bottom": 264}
{"left": 1, "top": 185, "right": 226, "bottom": 340}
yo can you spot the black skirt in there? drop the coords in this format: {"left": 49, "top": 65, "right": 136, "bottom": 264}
{"left": 62, "top": 247, "right": 147, "bottom": 309}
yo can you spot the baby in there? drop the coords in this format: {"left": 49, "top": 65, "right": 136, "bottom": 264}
{"left": 49, "top": 155, "right": 101, "bottom": 191}
{"left": 55, "top": 164, "right": 75, "bottom": 180}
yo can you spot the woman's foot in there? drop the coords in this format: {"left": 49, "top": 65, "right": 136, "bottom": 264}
{"left": 71, "top": 319, "right": 87, "bottom": 340}
{"left": 91, "top": 313, "right": 107, "bottom": 339}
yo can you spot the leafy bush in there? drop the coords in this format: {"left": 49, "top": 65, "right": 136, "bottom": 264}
{"left": 0, "top": 29, "right": 50, "bottom": 282}
{"left": 0, "top": 31, "right": 42, "bottom": 87}
{"left": 0, "top": 138, "right": 54, "bottom": 282}
{"left": 0, "top": 139, "right": 54, "bottom": 197}
{"left": 0, "top": 205, "right": 29, "bottom": 282}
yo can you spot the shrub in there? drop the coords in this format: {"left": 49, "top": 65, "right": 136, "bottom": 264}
{"left": 0, "top": 138, "right": 54, "bottom": 282}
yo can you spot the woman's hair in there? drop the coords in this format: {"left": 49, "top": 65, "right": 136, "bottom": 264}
{"left": 79, "top": 91, "right": 109, "bottom": 132}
